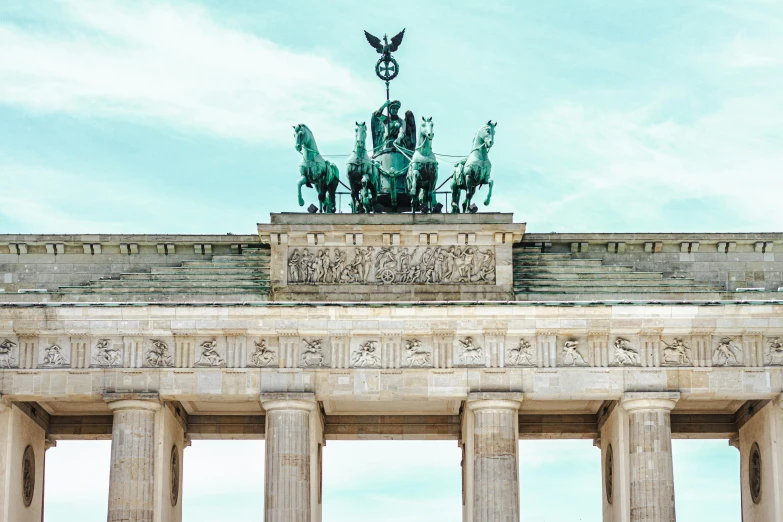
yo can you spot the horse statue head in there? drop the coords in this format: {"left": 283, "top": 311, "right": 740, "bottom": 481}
{"left": 293, "top": 124, "right": 318, "bottom": 159}
{"left": 473, "top": 120, "right": 496, "bottom": 154}
{"left": 354, "top": 121, "right": 368, "bottom": 149}
{"left": 416, "top": 116, "right": 435, "bottom": 153}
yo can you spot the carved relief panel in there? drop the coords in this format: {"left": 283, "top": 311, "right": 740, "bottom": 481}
{"left": 144, "top": 338, "right": 174, "bottom": 368}
{"left": 38, "top": 336, "right": 71, "bottom": 368}
{"left": 287, "top": 246, "right": 496, "bottom": 285}
{"left": 712, "top": 336, "right": 743, "bottom": 366}
{"left": 505, "top": 337, "right": 537, "bottom": 367}
{"left": 403, "top": 337, "right": 433, "bottom": 368}
{"left": 247, "top": 338, "right": 277, "bottom": 367}
{"left": 92, "top": 338, "right": 123, "bottom": 368}
{"left": 454, "top": 336, "right": 485, "bottom": 367}
{"left": 0, "top": 338, "right": 18, "bottom": 369}
{"left": 661, "top": 337, "right": 693, "bottom": 366}
{"left": 195, "top": 338, "right": 226, "bottom": 368}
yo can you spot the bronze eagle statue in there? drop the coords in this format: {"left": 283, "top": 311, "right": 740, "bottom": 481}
{"left": 364, "top": 29, "right": 406, "bottom": 60}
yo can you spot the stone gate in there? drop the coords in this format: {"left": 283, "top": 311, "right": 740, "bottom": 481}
{"left": 1, "top": 213, "right": 783, "bottom": 521}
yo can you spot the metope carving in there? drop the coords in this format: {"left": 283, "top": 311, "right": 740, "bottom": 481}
{"left": 404, "top": 339, "right": 432, "bottom": 367}
{"left": 612, "top": 338, "right": 639, "bottom": 366}
{"left": 22, "top": 445, "right": 35, "bottom": 507}
{"left": 351, "top": 341, "right": 381, "bottom": 367}
{"left": 301, "top": 339, "right": 326, "bottom": 367}
{"left": 249, "top": 340, "right": 276, "bottom": 367}
{"left": 457, "top": 337, "right": 483, "bottom": 365}
{"left": 713, "top": 337, "right": 742, "bottom": 366}
{"left": 661, "top": 338, "right": 692, "bottom": 366}
{"left": 94, "top": 339, "right": 121, "bottom": 367}
{"left": 766, "top": 338, "right": 783, "bottom": 365}
{"left": 196, "top": 340, "right": 224, "bottom": 367}
{"left": 562, "top": 341, "right": 587, "bottom": 366}
{"left": 41, "top": 344, "right": 67, "bottom": 367}
{"left": 507, "top": 339, "right": 535, "bottom": 366}
{"left": 287, "top": 246, "right": 495, "bottom": 285}
{"left": 146, "top": 340, "right": 173, "bottom": 367}
{"left": 0, "top": 339, "right": 16, "bottom": 368}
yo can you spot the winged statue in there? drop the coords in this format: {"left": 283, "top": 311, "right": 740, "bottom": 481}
{"left": 364, "top": 29, "right": 406, "bottom": 61}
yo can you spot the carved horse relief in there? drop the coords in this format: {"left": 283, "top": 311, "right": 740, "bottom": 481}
{"left": 451, "top": 121, "right": 496, "bottom": 213}
{"left": 294, "top": 124, "right": 340, "bottom": 213}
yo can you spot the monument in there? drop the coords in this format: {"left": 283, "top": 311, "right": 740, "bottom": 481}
{"left": 0, "top": 30, "right": 782, "bottom": 522}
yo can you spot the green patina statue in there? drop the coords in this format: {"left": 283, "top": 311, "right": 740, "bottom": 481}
{"left": 346, "top": 122, "right": 380, "bottom": 213}
{"left": 291, "top": 29, "right": 498, "bottom": 215}
{"left": 407, "top": 116, "right": 439, "bottom": 213}
{"left": 294, "top": 124, "right": 340, "bottom": 213}
{"left": 450, "top": 121, "right": 496, "bottom": 213}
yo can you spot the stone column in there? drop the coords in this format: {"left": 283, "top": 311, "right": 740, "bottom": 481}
{"left": 598, "top": 401, "right": 630, "bottom": 522}
{"left": 0, "top": 401, "right": 46, "bottom": 522}
{"left": 462, "top": 392, "right": 522, "bottom": 522}
{"left": 106, "top": 399, "right": 161, "bottom": 522}
{"left": 621, "top": 392, "right": 679, "bottom": 522}
{"left": 262, "top": 393, "right": 323, "bottom": 522}
{"left": 737, "top": 397, "right": 783, "bottom": 521}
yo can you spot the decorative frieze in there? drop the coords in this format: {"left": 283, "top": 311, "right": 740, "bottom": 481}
{"left": 287, "top": 246, "right": 496, "bottom": 285}
{"left": 0, "top": 327, "right": 780, "bottom": 371}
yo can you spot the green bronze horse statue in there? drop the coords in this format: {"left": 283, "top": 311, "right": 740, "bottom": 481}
{"left": 450, "top": 121, "right": 496, "bottom": 213}
{"left": 346, "top": 122, "right": 380, "bottom": 213}
{"left": 294, "top": 124, "right": 340, "bottom": 213}
{"left": 407, "top": 117, "right": 438, "bottom": 213}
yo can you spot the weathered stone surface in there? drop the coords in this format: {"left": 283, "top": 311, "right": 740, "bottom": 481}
{"left": 622, "top": 392, "right": 679, "bottom": 522}
{"left": 106, "top": 399, "right": 161, "bottom": 522}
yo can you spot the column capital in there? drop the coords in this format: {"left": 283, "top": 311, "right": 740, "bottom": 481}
{"left": 106, "top": 399, "right": 162, "bottom": 413}
{"left": 622, "top": 391, "right": 680, "bottom": 413}
{"left": 466, "top": 392, "right": 523, "bottom": 412}
{"left": 261, "top": 392, "right": 317, "bottom": 413}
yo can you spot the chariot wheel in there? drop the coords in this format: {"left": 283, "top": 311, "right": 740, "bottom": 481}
{"left": 378, "top": 268, "right": 396, "bottom": 284}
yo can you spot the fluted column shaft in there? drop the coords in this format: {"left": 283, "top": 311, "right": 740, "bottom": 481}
{"left": 107, "top": 400, "right": 161, "bottom": 522}
{"left": 622, "top": 393, "right": 679, "bottom": 522}
{"left": 466, "top": 394, "right": 522, "bottom": 522}
{"left": 263, "top": 398, "right": 317, "bottom": 522}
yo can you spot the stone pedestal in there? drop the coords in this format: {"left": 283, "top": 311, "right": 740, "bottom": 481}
{"left": 461, "top": 392, "right": 522, "bottom": 522}
{"left": 262, "top": 393, "right": 323, "bottom": 522}
{"left": 0, "top": 402, "right": 46, "bottom": 522}
{"left": 738, "top": 398, "right": 783, "bottom": 521}
{"left": 107, "top": 399, "right": 161, "bottom": 522}
{"left": 622, "top": 392, "right": 679, "bottom": 522}
{"left": 599, "top": 402, "right": 631, "bottom": 522}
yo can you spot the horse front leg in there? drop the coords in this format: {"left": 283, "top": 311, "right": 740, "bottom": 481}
{"left": 297, "top": 173, "right": 307, "bottom": 207}
{"left": 484, "top": 178, "right": 494, "bottom": 206}
{"left": 451, "top": 179, "right": 461, "bottom": 213}
{"left": 409, "top": 167, "right": 420, "bottom": 211}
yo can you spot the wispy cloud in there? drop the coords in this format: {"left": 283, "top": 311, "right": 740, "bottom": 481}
{"left": 0, "top": 0, "right": 374, "bottom": 144}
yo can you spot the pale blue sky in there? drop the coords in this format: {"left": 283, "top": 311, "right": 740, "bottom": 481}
{"left": 1, "top": 0, "right": 777, "bottom": 519}
{"left": 44, "top": 439, "right": 740, "bottom": 521}
{"left": 1, "top": 0, "right": 781, "bottom": 233}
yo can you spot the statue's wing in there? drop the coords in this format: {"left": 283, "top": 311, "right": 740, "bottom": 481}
{"left": 403, "top": 110, "right": 416, "bottom": 151}
{"left": 390, "top": 28, "right": 406, "bottom": 52}
{"left": 364, "top": 30, "right": 384, "bottom": 53}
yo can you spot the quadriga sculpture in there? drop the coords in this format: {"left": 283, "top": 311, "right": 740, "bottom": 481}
{"left": 346, "top": 122, "right": 380, "bottom": 213}
{"left": 294, "top": 124, "right": 340, "bottom": 213}
{"left": 407, "top": 117, "right": 438, "bottom": 213}
{"left": 450, "top": 120, "right": 496, "bottom": 213}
